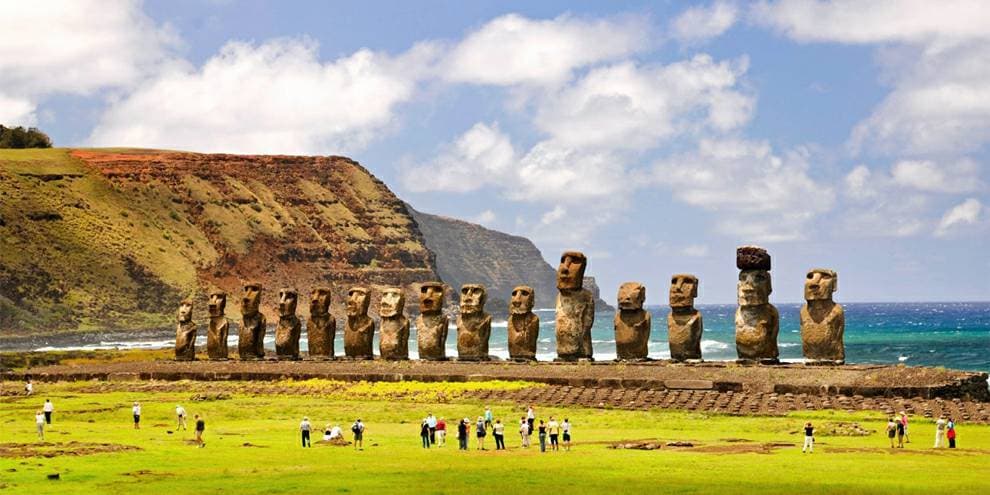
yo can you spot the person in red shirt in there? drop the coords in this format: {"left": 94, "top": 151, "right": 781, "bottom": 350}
{"left": 436, "top": 417, "right": 447, "bottom": 447}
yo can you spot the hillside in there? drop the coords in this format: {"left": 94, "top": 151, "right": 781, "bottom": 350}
{"left": 408, "top": 205, "right": 612, "bottom": 312}
{"left": 0, "top": 148, "right": 438, "bottom": 335}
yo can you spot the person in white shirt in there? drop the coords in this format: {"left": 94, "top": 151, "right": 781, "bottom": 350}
{"left": 35, "top": 410, "right": 45, "bottom": 440}
{"left": 132, "top": 402, "right": 141, "bottom": 429}
{"left": 526, "top": 405, "right": 535, "bottom": 434}
{"left": 352, "top": 419, "right": 365, "bottom": 450}
{"left": 934, "top": 416, "right": 947, "bottom": 448}
{"left": 519, "top": 416, "right": 530, "bottom": 448}
{"left": 561, "top": 418, "right": 572, "bottom": 451}
{"left": 493, "top": 419, "right": 506, "bottom": 450}
{"left": 43, "top": 399, "right": 54, "bottom": 425}
{"left": 176, "top": 405, "right": 187, "bottom": 430}
{"left": 330, "top": 424, "right": 343, "bottom": 440}
{"left": 547, "top": 417, "right": 560, "bottom": 451}
{"left": 426, "top": 413, "right": 438, "bottom": 445}
{"left": 300, "top": 417, "right": 312, "bottom": 447}
{"left": 25, "top": 380, "right": 33, "bottom": 396}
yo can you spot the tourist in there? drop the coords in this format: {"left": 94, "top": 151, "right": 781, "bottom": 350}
{"left": 526, "top": 405, "right": 535, "bottom": 434}
{"left": 899, "top": 412, "right": 910, "bottom": 444}
{"left": 538, "top": 420, "right": 547, "bottom": 452}
{"left": 519, "top": 416, "right": 530, "bottom": 448}
{"left": 420, "top": 420, "right": 431, "bottom": 449}
{"left": 802, "top": 422, "right": 814, "bottom": 453}
{"left": 35, "top": 410, "right": 45, "bottom": 441}
{"left": 457, "top": 418, "right": 469, "bottom": 451}
{"left": 896, "top": 416, "right": 905, "bottom": 448}
{"left": 947, "top": 418, "right": 956, "bottom": 449}
{"left": 426, "top": 412, "right": 438, "bottom": 445}
{"left": 25, "top": 379, "right": 33, "bottom": 396}
{"left": 300, "top": 416, "right": 312, "bottom": 447}
{"left": 132, "top": 402, "right": 141, "bottom": 429}
{"left": 43, "top": 399, "right": 54, "bottom": 425}
{"left": 484, "top": 406, "right": 493, "bottom": 430}
{"left": 561, "top": 418, "right": 572, "bottom": 451}
{"left": 934, "top": 415, "right": 947, "bottom": 448}
{"left": 194, "top": 414, "right": 206, "bottom": 448}
{"left": 493, "top": 419, "right": 505, "bottom": 450}
{"left": 329, "top": 423, "right": 343, "bottom": 441}
{"left": 176, "top": 404, "right": 187, "bottom": 430}
{"left": 886, "top": 418, "right": 897, "bottom": 448}
{"left": 436, "top": 417, "right": 447, "bottom": 447}
{"left": 476, "top": 416, "right": 487, "bottom": 450}
{"left": 548, "top": 416, "right": 560, "bottom": 451}
{"left": 323, "top": 423, "right": 334, "bottom": 442}
{"left": 352, "top": 419, "right": 365, "bottom": 450}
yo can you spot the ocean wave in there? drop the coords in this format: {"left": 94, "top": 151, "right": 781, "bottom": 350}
{"left": 700, "top": 340, "right": 729, "bottom": 352}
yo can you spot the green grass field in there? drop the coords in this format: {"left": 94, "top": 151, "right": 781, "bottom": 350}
{"left": 1, "top": 380, "right": 987, "bottom": 494}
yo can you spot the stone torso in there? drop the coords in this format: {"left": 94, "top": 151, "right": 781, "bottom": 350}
{"left": 239, "top": 313, "right": 267, "bottom": 360}
{"left": 667, "top": 310, "right": 703, "bottom": 361}
{"left": 800, "top": 302, "right": 845, "bottom": 363}
{"left": 614, "top": 310, "right": 651, "bottom": 360}
{"left": 507, "top": 313, "right": 540, "bottom": 360}
{"left": 175, "top": 321, "right": 197, "bottom": 361}
{"left": 207, "top": 317, "right": 229, "bottom": 360}
{"left": 275, "top": 315, "right": 302, "bottom": 359}
{"left": 379, "top": 316, "right": 410, "bottom": 360}
{"left": 457, "top": 313, "right": 492, "bottom": 360}
{"left": 555, "top": 289, "right": 595, "bottom": 360}
{"left": 734, "top": 304, "right": 779, "bottom": 361}
{"left": 306, "top": 315, "right": 336, "bottom": 358}
{"left": 416, "top": 313, "right": 449, "bottom": 360}
{"left": 344, "top": 315, "right": 375, "bottom": 359}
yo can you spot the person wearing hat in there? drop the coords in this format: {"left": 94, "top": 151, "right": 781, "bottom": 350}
{"left": 300, "top": 416, "right": 312, "bottom": 447}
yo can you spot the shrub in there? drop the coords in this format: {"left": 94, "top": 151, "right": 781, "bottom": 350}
{"left": 0, "top": 125, "right": 53, "bottom": 148}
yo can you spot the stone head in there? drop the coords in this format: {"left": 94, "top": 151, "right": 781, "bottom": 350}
{"left": 178, "top": 299, "right": 193, "bottom": 323}
{"left": 208, "top": 291, "right": 227, "bottom": 317}
{"left": 380, "top": 287, "right": 405, "bottom": 318}
{"left": 738, "top": 270, "right": 772, "bottom": 306}
{"left": 509, "top": 285, "right": 535, "bottom": 315}
{"left": 346, "top": 287, "right": 370, "bottom": 317}
{"left": 418, "top": 282, "right": 445, "bottom": 314}
{"left": 278, "top": 288, "right": 298, "bottom": 317}
{"left": 459, "top": 284, "right": 487, "bottom": 315}
{"left": 309, "top": 287, "right": 332, "bottom": 316}
{"left": 241, "top": 283, "right": 263, "bottom": 315}
{"left": 617, "top": 282, "right": 646, "bottom": 311}
{"left": 669, "top": 274, "right": 699, "bottom": 309}
{"left": 804, "top": 268, "right": 837, "bottom": 301}
{"left": 557, "top": 251, "right": 587, "bottom": 290}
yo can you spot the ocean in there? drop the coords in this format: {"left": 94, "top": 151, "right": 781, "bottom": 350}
{"left": 33, "top": 302, "right": 990, "bottom": 372}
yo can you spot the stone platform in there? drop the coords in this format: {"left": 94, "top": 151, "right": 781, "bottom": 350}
{"left": 5, "top": 359, "right": 988, "bottom": 401}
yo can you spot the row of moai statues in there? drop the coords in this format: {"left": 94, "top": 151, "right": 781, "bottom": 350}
{"left": 175, "top": 247, "right": 845, "bottom": 364}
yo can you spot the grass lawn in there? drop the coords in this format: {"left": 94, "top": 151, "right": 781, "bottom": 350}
{"left": 1, "top": 380, "right": 987, "bottom": 494}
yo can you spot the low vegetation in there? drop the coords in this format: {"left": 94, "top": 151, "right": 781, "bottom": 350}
{"left": 0, "top": 125, "right": 52, "bottom": 149}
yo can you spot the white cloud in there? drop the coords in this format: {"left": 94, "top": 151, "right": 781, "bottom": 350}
{"left": 670, "top": 1, "right": 738, "bottom": 44}
{"left": 0, "top": 93, "right": 36, "bottom": 126}
{"left": 935, "top": 198, "right": 983, "bottom": 236}
{"left": 441, "top": 13, "right": 652, "bottom": 87}
{"left": 511, "top": 141, "right": 628, "bottom": 203}
{"left": 843, "top": 165, "right": 877, "bottom": 200}
{"left": 403, "top": 122, "right": 516, "bottom": 193}
{"left": 89, "top": 38, "right": 439, "bottom": 154}
{"left": 540, "top": 206, "right": 567, "bottom": 225}
{"left": 891, "top": 158, "right": 982, "bottom": 193}
{"left": 471, "top": 210, "right": 497, "bottom": 225}
{"left": 681, "top": 244, "right": 711, "bottom": 257}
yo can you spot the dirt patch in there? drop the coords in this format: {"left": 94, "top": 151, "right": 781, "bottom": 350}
{"left": 122, "top": 469, "right": 175, "bottom": 479}
{"left": 690, "top": 443, "right": 793, "bottom": 455}
{"left": 0, "top": 441, "right": 141, "bottom": 458}
{"left": 241, "top": 442, "right": 268, "bottom": 448}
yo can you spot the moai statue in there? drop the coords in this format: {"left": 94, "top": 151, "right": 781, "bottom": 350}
{"left": 416, "top": 282, "right": 449, "bottom": 360}
{"left": 274, "top": 288, "right": 302, "bottom": 360}
{"left": 379, "top": 287, "right": 410, "bottom": 360}
{"left": 206, "top": 292, "right": 229, "bottom": 360}
{"left": 800, "top": 269, "right": 845, "bottom": 364}
{"left": 238, "top": 282, "right": 267, "bottom": 360}
{"left": 457, "top": 284, "right": 492, "bottom": 361}
{"left": 555, "top": 251, "right": 595, "bottom": 361}
{"left": 175, "top": 298, "right": 197, "bottom": 361}
{"left": 614, "top": 282, "right": 651, "bottom": 361}
{"left": 667, "top": 274, "right": 703, "bottom": 362}
{"left": 735, "top": 246, "right": 779, "bottom": 364}
{"left": 507, "top": 285, "right": 540, "bottom": 361}
{"left": 343, "top": 287, "right": 374, "bottom": 359}
{"left": 307, "top": 287, "right": 335, "bottom": 359}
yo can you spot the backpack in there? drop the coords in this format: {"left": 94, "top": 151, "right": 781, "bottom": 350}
{"left": 351, "top": 423, "right": 360, "bottom": 433}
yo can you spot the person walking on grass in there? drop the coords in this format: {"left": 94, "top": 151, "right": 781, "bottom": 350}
{"left": 194, "top": 414, "right": 206, "bottom": 448}
{"left": 132, "top": 402, "right": 141, "bottom": 429}
{"left": 802, "top": 422, "right": 814, "bottom": 453}
{"left": 548, "top": 416, "right": 560, "bottom": 451}
{"left": 25, "top": 379, "right": 33, "bottom": 396}
{"left": 436, "top": 417, "right": 446, "bottom": 447}
{"left": 300, "top": 417, "right": 312, "bottom": 447}
{"left": 35, "top": 410, "right": 45, "bottom": 441}
{"left": 484, "top": 406, "right": 494, "bottom": 431}
{"left": 886, "top": 418, "right": 897, "bottom": 448}
{"left": 561, "top": 418, "right": 572, "bottom": 451}
{"left": 899, "top": 412, "right": 910, "bottom": 443}
{"left": 420, "top": 420, "right": 431, "bottom": 449}
{"left": 934, "top": 416, "right": 947, "bottom": 448}
{"left": 457, "top": 418, "right": 469, "bottom": 451}
{"left": 519, "top": 416, "right": 530, "bottom": 448}
{"left": 426, "top": 412, "right": 437, "bottom": 445}
{"left": 947, "top": 418, "right": 956, "bottom": 449}
{"left": 352, "top": 419, "right": 365, "bottom": 450}
{"left": 43, "top": 399, "right": 54, "bottom": 425}
{"left": 493, "top": 419, "right": 505, "bottom": 450}
{"left": 538, "top": 420, "right": 547, "bottom": 452}
{"left": 896, "top": 417, "right": 905, "bottom": 448}
{"left": 476, "top": 416, "right": 487, "bottom": 450}
{"left": 527, "top": 405, "right": 535, "bottom": 434}
{"left": 176, "top": 404, "right": 187, "bottom": 430}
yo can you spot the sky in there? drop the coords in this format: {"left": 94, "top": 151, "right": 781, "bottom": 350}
{"left": 1, "top": 0, "right": 988, "bottom": 304}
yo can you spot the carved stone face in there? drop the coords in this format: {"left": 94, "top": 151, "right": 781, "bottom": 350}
{"left": 738, "top": 270, "right": 772, "bottom": 306}
{"left": 557, "top": 251, "right": 587, "bottom": 290}
{"left": 310, "top": 287, "right": 332, "bottom": 316}
{"left": 346, "top": 287, "right": 370, "bottom": 317}
{"left": 669, "top": 274, "right": 698, "bottom": 309}
{"left": 418, "top": 282, "right": 444, "bottom": 314}
{"left": 617, "top": 282, "right": 646, "bottom": 311}
{"left": 241, "top": 283, "right": 262, "bottom": 315}
{"left": 278, "top": 288, "right": 298, "bottom": 317}
{"left": 460, "top": 284, "right": 486, "bottom": 315}
{"left": 178, "top": 299, "right": 193, "bottom": 323}
{"left": 208, "top": 292, "right": 226, "bottom": 317}
{"left": 380, "top": 287, "right": 405, "bottom": 318}
{"left": 804, "top": 269, "right": 837, "bottom": 301}
{"left": 510, "top": 285, "right": 535, "bottom": 315}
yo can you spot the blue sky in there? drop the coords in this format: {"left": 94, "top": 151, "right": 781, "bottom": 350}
{"left": 2, "top": 0, "right": 987, "bottom": 303}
